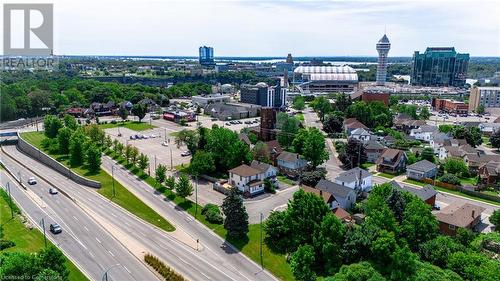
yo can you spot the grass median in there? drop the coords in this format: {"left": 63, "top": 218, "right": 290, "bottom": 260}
{"left": 105, "top": 150, "right": 294, "bottom": 280}
{"left": 0, "top": 189, "right": 88, "bottom": 281}
{"left": 20, "top": 131, "right": 175, "bottom": 232}
{"left": 98, "top": 120, "right": 155, "bottom": 131}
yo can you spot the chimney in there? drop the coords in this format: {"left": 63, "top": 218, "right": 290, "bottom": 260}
{"left": 320, "top": 190, "right": 323, "bottom": 196}
{"left": 472, "top": 210, "right": 475, "bottom": 218}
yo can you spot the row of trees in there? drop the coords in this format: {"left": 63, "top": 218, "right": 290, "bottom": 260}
{"left": 42, "top": 115, "right": 103, "bottom": 172}
{"left": 264, "top": 184, "right": 500, "bottom": 281}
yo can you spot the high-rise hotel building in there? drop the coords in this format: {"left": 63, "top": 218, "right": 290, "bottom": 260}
{"left": 376, "top": 34, "right": 391, "bottom": 86}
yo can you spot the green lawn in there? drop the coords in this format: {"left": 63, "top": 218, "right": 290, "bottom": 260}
{"left": 296, "top": 113, "right": 305, "bottom": 122}
{"left": 361, "top": 163, "right": 375, "bottom": 169}
{"left": 277, "top": 175, "right": 296, "bottom": 186}
{"left": 459, "top": 177, "right": 478, "bottom": 186}
{"left": 98, "top": 121, "right": 155, "bottom": 131}
{"left": 0, "top": 189, "right": 88, "bottom": 281}
{"left": 377, "top": 172, "right": 397, "bottom": 179}
{"left": 403, "top": 179, "right": 427, "bottom": 187}
{"left": 105, "top": 150, "right": 294, "bottom": 280}
{"left": 20, "top": 132, "right": 175, "bottom": 233}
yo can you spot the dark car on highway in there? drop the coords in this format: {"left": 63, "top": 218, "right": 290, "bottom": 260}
{"left": 50, "top": 223, "right": 62, "bottom": 234}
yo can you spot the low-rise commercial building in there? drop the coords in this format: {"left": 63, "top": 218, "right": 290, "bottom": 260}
{"left": 192, "top": 94, "right": 230, "bottom": 107}
{"left": 432, "top": 98, "right": 469, "bottom": 114}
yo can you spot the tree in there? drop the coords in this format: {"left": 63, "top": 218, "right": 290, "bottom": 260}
{"left": 190, "top": 150, "right": 215, "bottom": 176}
{"left": 419, "top": 235, "right": 465, "bottom": 268}
{"left": 420, "top": 147, "right": 435, "bottom": 163}
{"left": 439, "top": 173, "right": 461, "bottom": 185}
{"left": 400, "top": 198, "right": 438, "bottom": 250}
{"left": 290, "top": 244, "right": 316, "bottom": 281}
{"left": 346, "top": 101, "right": 392, "bottom": 128}
{"left": 124, "top": 144, "right": 133, "bottom": 163}
{"left": 165, "top": 176, "right": 176, "bottom": 189}
{"left": 251, "top": 141, "right": 271, "bottom": 163}
{"left": 263, "top": 178, "right": 276, "bottom": 193}
{"left": 476, "top": 104, "right": 485, "bottom": 115}
{"left": 325, "top": 262, "right": 385, "bottom": 281}
{"left": 86, "top": 143, "right": 102, "bottom": 173}
{"left": 37, "top": 246, "right": 69, "bottom": 280}
{"left": 155, "top": 164, "right": 167, "bottom": 186}
{"left": 390, "top": 246, "right": 418, "bottom": 281}
{"left": 206, "top": 126, "right": 251, "bottom": 171}
{"left": 35, "top": 269, "right": 62, "bottom": 281}
{"left": 323, "top": 113, "right": 344, "bottom": 135}
{"left": 118, "top": 106, "right": 129, "bottom": 121}
{"left": 85, "top": 124, "right": 105, "bottom": 146}
{"left": 277, "top": 114, "right": 300, "bottom": 148}
{"left": 63, "top": 114, "right": 78, "bottom": 130}
{"left": 175, "top": 174, "right": 193, "bottom": 200}
{"left": 439, "top": 124, "right": 454, "bottom": 133}
{"left": 334, "top": 93, "right": 352, "bottom": 112}
{"left": 419, "top": 107, "right": 430, "bottom": 120}
{"left": 221, "top": 187, "right": 249, "bottom": 237}
{"left": 311, "top": 96, "right": 332, "bottom": 121}
{"left": 264, "top": 211, "right": 292, "bottom": 253}
{"left": 447, "top": 251, "right": 500, "bottom": 281}
{"left": 197, "top": 126, "right": 209, "bottom": 150}
{"left": 130, "top": 146, "right": 139, "bottom": 165}
{"left": 385, "top": 188, "right": 408, "bottom": 223}
{"left": 44, "top": 115, "right": 63, "bottom": 138}
{"left": 295, "top": 128, "right": 329, "bottom": 168}
{"left": 287, "top": 189, "right": 330, "bottom": 250}
{"left": 412, "top": 263, "right": 463, "bottom": 281}
{"left": 338, "top": 138, "right": 366, "bottom": 168}
{"left": 313, "top": 214, "right": 346, "bottom": 274}
{"left": 490, "top": 130, "right": 500, "bottom": 151}
{"left": 455, "top": 228, "right": 477, "bottom": 247}
{"left": 57, "top": 127, "right": 72, "bottom": 154}
{"left": 69, "top": 129, "right": 87, "bottom": 165}
{"left": 452, "top": 126, "right": 482, "bottom": 147}
{"left": 175, "top": 129, "right": 199, "bottom": 154}
{"left": 443, "top": 158, "right": 469, "bottom": 177}
{"left": 489, "top": 209, "right": 500, "bottom": 231}
{"left": 299, "top": 168, "right": 327, "bottom": 187}
{"left": 398, "top": 104, "right": 419, "bottom": 119}
{"left": 131, "top": 103, "right": 148, "bottom": 122}
{"left": 370, "top": 229, "right": 397, "bottom": 266}
{"left": 292, "top": 96, "right": 306, "bottom": 111}
{"left": 138, "top": 153, "right": 149, "bottom": 171}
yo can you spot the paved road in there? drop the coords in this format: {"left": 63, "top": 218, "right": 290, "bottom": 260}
{"left": 244, "top": 185, "right": 300, "bottom": 223}
{"left": 4, "top": 145, "right": 277, "bottom": 281}
{"left": 0, "top": 155, "right": 157, "bottom": 281}
{"left": 100, "top": 156, "right": 277, "bottom": 280}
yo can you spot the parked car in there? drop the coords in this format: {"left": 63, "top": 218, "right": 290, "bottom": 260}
{"left": 181, "top": 151, "right": 191, "bottom": 157}
{"left": 225, "top": 122, "right": 231, "bottom": 126}
{"left": 211, "top": 118, "right": 218, "bottom": 121}
{"left": 50, "top": 223, "right": 62, "bottom": 234}
{"left": 28, "top": 177, "right": 37, "bottom": 185}
{"left": 130, "top": 135, "right": 136, "bottom": 140}
{"left": 162, "top": 141, "right": 169, "bottom": 147}
{"left": 244, "top": 121, "right": 252, "bottom": 124}
{"left": 433, "top": 204, "right": 441, "bottom": 211}
{"left": 49, "top": 188, "right": 58, "bottom": 195}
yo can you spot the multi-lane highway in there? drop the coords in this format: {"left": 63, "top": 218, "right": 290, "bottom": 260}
{"left": 0, "top": 157, "right": 157, "bottom": 281}
{"left": 2, "top": 145, "right": 277, "bottom": 281}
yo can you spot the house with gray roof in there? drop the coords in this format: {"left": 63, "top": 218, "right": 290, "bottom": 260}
{"left": 410, "top": 125, "right": 438, "bottom": 142}
{"left": 349, "top": 128, "right": 372, "bottom": 142}
{"left": 250, "top": 160, "right": 277, "bottom": 179}
{"left": 316, "top": 179, "right": 357, "bottom": 210}
{"left": 277, "top": 151, "right": 308, "bottom": 178}
{"left": 364, "top": 140, "right": 385, "bottom": 163}
{"left": 390, "top": 181, "right": 437, "bottom": 206}
{"left": 335, "top": 167, "right": 372, "bottom": 192}
{"left": 406, "top": 159, "right": 438, "bottom": 180}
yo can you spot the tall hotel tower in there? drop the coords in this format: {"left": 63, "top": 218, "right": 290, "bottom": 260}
{"left": 376, "top": 34, "right": 391, "bottom": 86}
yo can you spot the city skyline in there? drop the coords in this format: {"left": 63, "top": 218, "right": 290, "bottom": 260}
{"left": 2, "top": 0, "right": 498, "bottom": 57}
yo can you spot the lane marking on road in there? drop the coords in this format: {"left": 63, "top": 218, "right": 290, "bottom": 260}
{"left": 73, "top": 215, "right": 78, "bottom": 221}
{"left": 111, "top": 212, "right": 117, "bottom": 218}
{"left": 95, "top": 237, "right": 101, "bottom": 244}
{"left": 179, "top": 257, "right": 188, "bottom": 264}
{"left": 88, "top": 251, "right": 94, "bottom": 257}
{"left": 84, "top": 226, "right": 89, "bottom": 232}
{"left": 201, "top": 272, "right": 211, "bottom": 280}
{"left": 123, "top": 266, "right": 131, "bottom": 274}
{"left": 108, "top": 250, "right": 115, "bottom": 257}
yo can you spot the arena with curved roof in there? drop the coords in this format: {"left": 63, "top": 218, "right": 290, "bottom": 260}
{"left": 293, "top": 65, "right": 359, "bottom": 93}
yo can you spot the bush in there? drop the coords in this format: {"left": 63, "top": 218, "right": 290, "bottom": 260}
{"left": 0, "top": 239, "right": 15, "bottom": 250}
{"left": 144, "top": 253, "right": 186, "bottom": 281}
{"left": 439, "top": 173, "right": 460, "bottom": 185}
{"left": 111, "top": 120, "right": 117, "bottom": 124}
{"left": 202, "top": 204, "right": 223, "bottom": 224}
{"left": 41, "top": 138, "right": 59, "bottom": 154}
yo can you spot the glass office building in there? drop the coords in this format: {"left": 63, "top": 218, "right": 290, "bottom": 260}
{"left": 411, "top": 47, "right": 469, "bottom": 87}
{"left": 199, "top": 46, "right": 215, "bottom": 65}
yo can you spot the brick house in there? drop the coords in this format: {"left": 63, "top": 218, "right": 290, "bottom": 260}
{"left": 376, "top": 148, "right": 407, "bottom": 174}
{"left": 435, "top": 203, "right": 485, "bottom": 236}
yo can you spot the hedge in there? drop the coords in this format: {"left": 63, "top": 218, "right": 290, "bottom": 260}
{"left": 144, "top": 253, "right": 185, "bottom": 281}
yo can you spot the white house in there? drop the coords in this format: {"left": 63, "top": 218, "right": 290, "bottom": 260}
{"left": 250, "top": 160, "right": 278, "bottom": 179}
{"left": 334, "top": 167, "right": 372, "bottom": 192}
{"left": 349, "top": 128, "right": 372, "bottom": 142}
{"left": 228, "top": 164, "right": 264, "bottom": 197}
{"left": 479, "top": 123, "right": 500, "bottom": 135}
{"left": 410, "top": 125, "right": 438, "bottom": 142}
{"left": 277, "top": 151, "right": 308, "bottom": 177}
{"left": 429, "top": 132, "right": 451, "bottom": 153}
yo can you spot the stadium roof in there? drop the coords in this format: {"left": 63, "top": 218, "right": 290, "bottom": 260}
{"left": 294, "top": 65, "right": 356, "bottom": 74}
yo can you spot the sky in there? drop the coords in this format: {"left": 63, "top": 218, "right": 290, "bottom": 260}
{"left": 1, "top": 0, "right": 499, "bottom": 57}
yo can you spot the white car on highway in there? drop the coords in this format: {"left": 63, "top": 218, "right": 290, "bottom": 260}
{"left": 27, "top": 177, "right": 37, "bottom": 185}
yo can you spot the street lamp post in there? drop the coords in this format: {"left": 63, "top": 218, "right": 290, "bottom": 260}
{"left": 102, "top": 264, "right": 121, "bottom": 281}
{"left": 6, "top": 182, "right": 13, "bottom": 219}
{"left": 260, "top": 212, "right": 264, "bottom": 269}
{"left": 195, "top": 175, "right": 198, "bottom": 219}
{"left": 169, "top": 139, "right": 173, "bottom": 170}
{"left": 111, "top": 165, "right": 116, "bottom": 198}
{"left": 40, "top": 218, "right": 47, "bottom": 248}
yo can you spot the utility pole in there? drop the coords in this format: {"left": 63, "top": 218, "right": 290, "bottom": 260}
{"left": 7, "top": 182, "right": 13, "bottom": 219}
{"left": 260, "top": 212, "right": 264, "bottom": 269}
{"left": 195, "top": 175, "right": 198, "bottom": 219}
{"left": 357, "top": 142, "right": 361, "bottom": 167}
{"left": 40, "top": 218, "right": 47, "bottom": 248}
{"left": 154, "top": 155, "right": 157, "bottom": 170}
{"left": 169, "top": 139, "right": 173, "bottom": 170}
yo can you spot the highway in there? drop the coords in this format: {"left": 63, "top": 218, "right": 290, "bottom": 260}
{"left": 0, "top": 156, "right": 157, "bottom": 281}
{"left": 3, "top": 145, "right": 277, "bottom": 281}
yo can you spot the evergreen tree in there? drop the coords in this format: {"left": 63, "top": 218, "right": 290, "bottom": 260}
{"left": 86, "top": 143, "right": 102, "bottom": 173}
{"left": 175, "top": 174, "right": 193, "bottom": 200}
{"left": 221, "top": 188, "right": 249, "bottom": 237}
